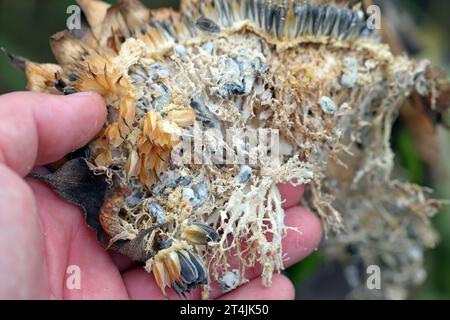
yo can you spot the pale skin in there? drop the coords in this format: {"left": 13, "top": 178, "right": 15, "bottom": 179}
{"left": 0, "top": 92, "right": 323, "bottom": 300}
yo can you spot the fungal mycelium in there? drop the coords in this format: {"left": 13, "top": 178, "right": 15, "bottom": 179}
{"left": 4, "top": 0, "right": 450, "bottom": 299}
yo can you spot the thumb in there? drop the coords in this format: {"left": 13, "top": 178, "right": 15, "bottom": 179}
{"left": 0, "top": 91, "right": 106, "bottom": 176}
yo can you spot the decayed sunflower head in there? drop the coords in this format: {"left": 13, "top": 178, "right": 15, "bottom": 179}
{"left": 6, "top": 0, "right": 450, "bottom": 299}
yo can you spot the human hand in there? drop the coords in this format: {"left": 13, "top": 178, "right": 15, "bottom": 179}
{"left": 0, "top": 92, "right": 323, "bottom": 300}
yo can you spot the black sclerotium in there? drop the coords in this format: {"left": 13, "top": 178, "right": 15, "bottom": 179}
{"left": 63, "top": 87, "right": 78, "bottom": 95}
{"left": 195, "top": 17, "right": 221, "bottom": 34}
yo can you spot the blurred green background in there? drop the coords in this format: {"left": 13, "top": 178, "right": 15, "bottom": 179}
{"left": 0, "top": 0, "right": 449, "bottom": 299}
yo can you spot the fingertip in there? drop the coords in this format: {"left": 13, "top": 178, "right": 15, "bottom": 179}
{"left": 61, "top": 92, "right": 107, "bottom": 136}
{"left": 123, "top": 268, "right": 193, "bottom": 300}
{"left": 273, "top": 274, "right": 296, "bottom": 300}
{"left": 283, "top": 206, "right": 323, "bottom": 265}
{"left": 0, "top": 164, "right": 48, "bottom": 299}
{"left": 34, "top": 92, "right": 106, "bottom": 165}
{"left": 277, "top": 181, "right": 305, "bottom": 209}
{"left": 65, "top": 91, "right": 106, "bottom": 112}
{"left": 219, "top": 274, "right": 295, "bottom": 300}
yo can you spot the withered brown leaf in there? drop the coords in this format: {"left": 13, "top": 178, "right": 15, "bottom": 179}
{"left": 30, "top": 157, "right": 161, "bottom": 262}
{"left": 29, "top": 158, "right": 109, "bottom": 240}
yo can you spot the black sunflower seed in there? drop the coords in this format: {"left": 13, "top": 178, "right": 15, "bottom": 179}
{"left": 178, "top": 251, "right": 198, "bottom": 284}
{"left": 172, "top": 281, "right": 189, "bottom": 297}
{"left": 187, "top": 251, "right": 208, "bottom": 285}
{"left": 192, "top": 223, "right": 220, "bottom": 243}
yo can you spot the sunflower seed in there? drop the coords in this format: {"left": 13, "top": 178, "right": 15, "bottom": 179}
{"left": 187, "top": 251, "right": 208, "bottom": 284}
{"left": 178, "top": 251, "right": 198, "bottom": 284}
